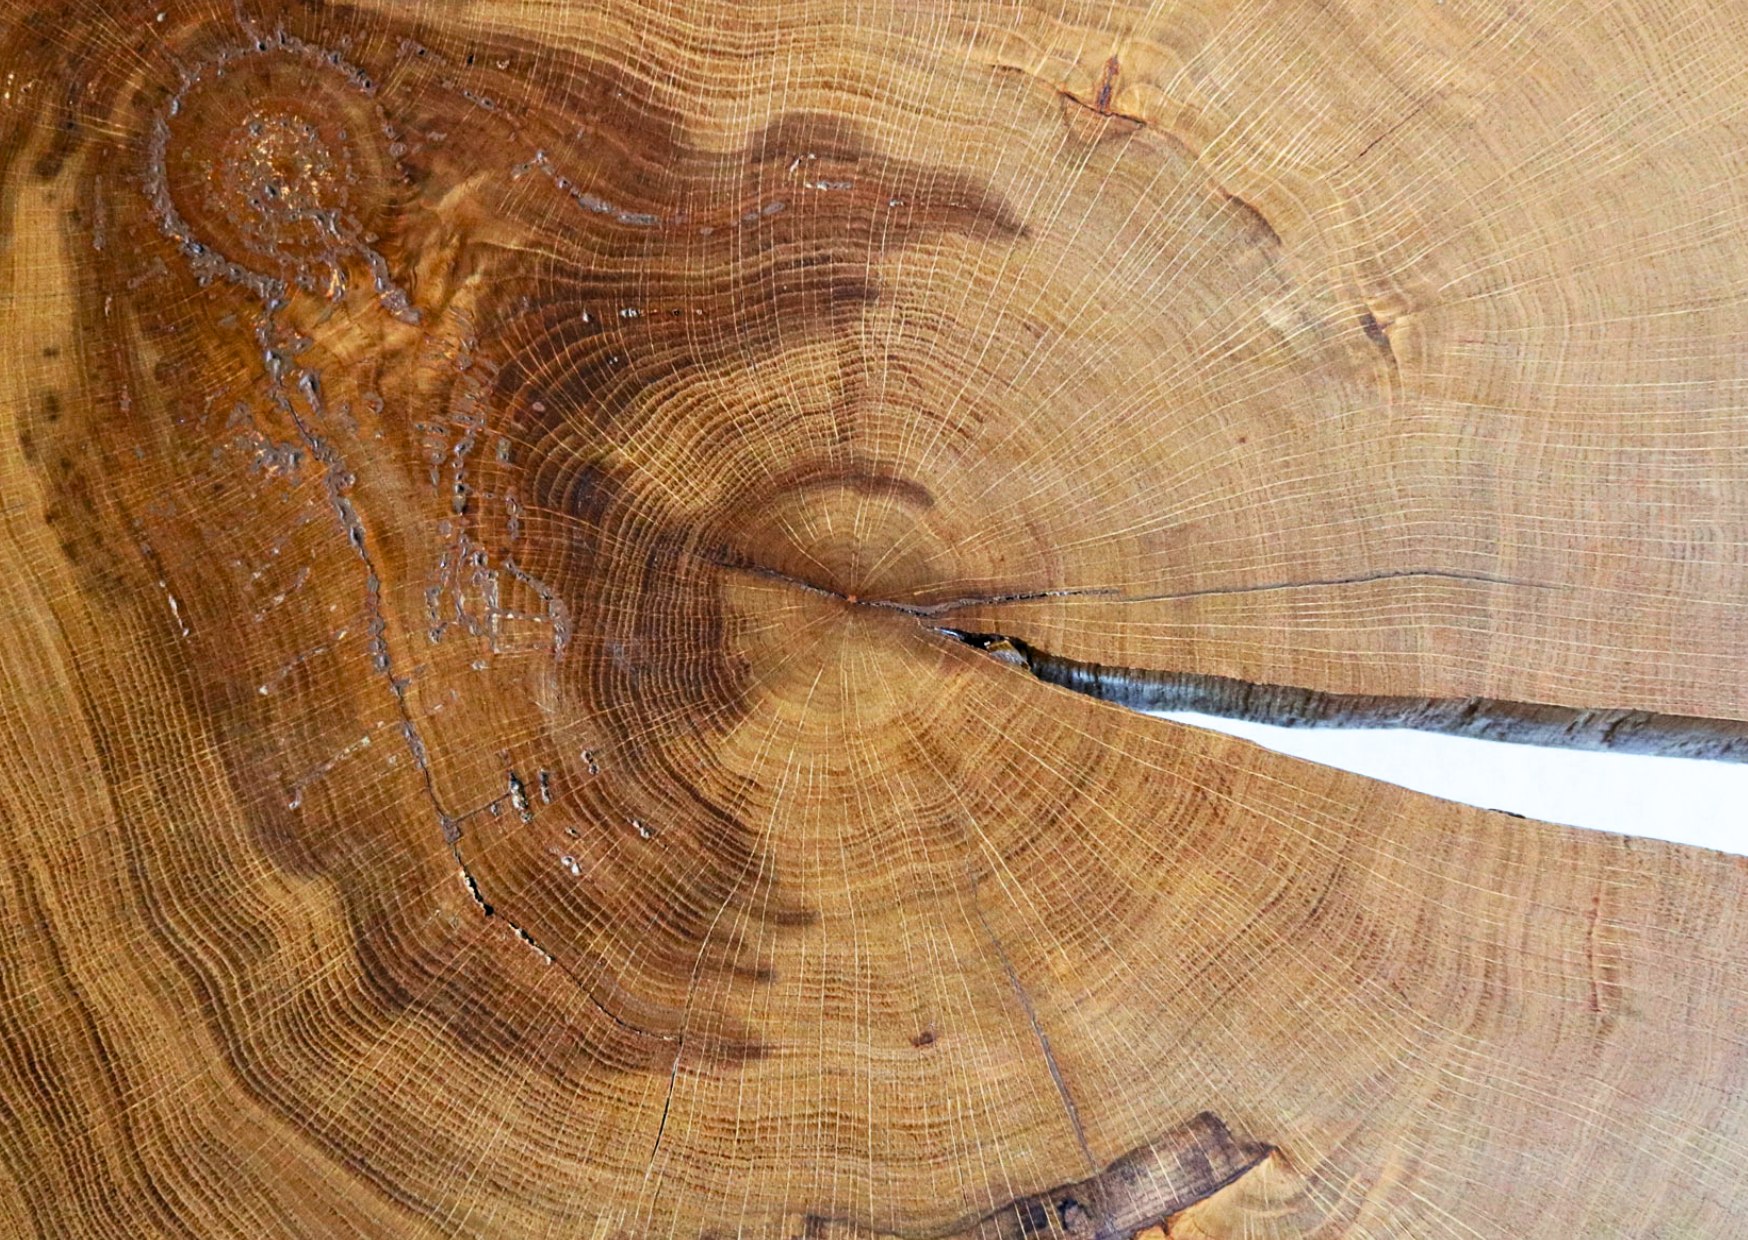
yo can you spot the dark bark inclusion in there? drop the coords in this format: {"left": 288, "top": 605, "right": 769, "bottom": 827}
{"left": 940, "top": 630, "right": 1748, "bottom": 764}
{"left": 846, "top": 1110, "right": 1272, "bottom": 1240}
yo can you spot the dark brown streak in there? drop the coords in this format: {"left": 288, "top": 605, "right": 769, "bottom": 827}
{"left": 944, "top": 630, "right": 1748, "bottom": 765}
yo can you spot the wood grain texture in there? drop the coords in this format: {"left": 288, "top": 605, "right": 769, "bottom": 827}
{"left": 1, "top": 0, "right": 1745, "bottom": 1237}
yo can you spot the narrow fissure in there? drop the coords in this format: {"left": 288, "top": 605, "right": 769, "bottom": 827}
{"left": 968, "top": 876, "right": 1098, "bottom": 1180}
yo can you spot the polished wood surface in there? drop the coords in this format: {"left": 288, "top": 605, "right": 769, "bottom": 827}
{"left": 1, "top": 1, "right": 1745, "bottom": 1236}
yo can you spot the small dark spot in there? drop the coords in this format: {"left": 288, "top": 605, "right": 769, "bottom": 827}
{"left": 1359, "top": 307, "right": 1391, "bottom": 348}
{"left": 43, "top": 392, "right": 61, "bottom": 422}
{"left": 1236, "top": 435, "right": 1248, "bottom": 444}
{"left": 910, "top": 1028, "right": 936, "bottom": 1047}
{"left": 1014, "top": 1200, "right": 1052, "bottom": 1237}
{"left": 42, "top": 346, "right": 59, "bottom": 358}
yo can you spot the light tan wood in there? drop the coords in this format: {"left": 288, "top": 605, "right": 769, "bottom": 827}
{"left": 2, "top": 1, "right": 1746, "bottom": 1237}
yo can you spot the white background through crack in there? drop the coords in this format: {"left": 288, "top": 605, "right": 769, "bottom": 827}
{"left": 1162, "top": 713, "right": 1748, "bottom": 856}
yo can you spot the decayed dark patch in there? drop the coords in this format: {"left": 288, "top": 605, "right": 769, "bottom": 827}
{"left": 7, "top": 0, "right": 1050, "bottom": 1226}
{"left": 16, "top": 0, "right": 1031, "bottom": 1147}
{"left": 447, "top": 60, "right": 1027, "bottom": 1042}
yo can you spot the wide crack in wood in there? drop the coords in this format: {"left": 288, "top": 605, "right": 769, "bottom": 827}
{"left": 943, "top": 630, "right": 1748, "bottom": 763}
{"left": 716, "top": 557, "right": 1746, "bottom": 761}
